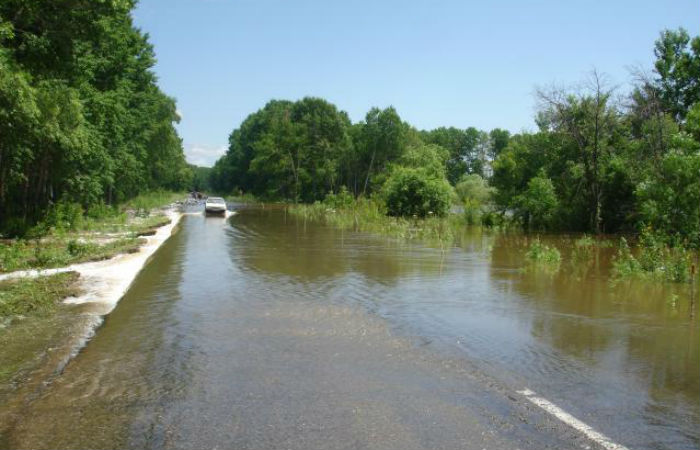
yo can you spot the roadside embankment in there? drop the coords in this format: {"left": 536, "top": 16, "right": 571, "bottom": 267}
{"left": 0, "top": 207, "right": 183, "bottom": 323}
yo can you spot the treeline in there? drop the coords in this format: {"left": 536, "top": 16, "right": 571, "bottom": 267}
{"left": 211, "top": 28, "right": 699, "bottom": 247}
{"left": 209, "top": 99, "right": 499, "bottom": 210}
{"left": 0, "top": 0, "right": 191, "bottom": 235}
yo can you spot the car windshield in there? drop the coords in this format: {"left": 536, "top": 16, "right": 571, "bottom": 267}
{"left": 208, "top": 197, "right": 225, "bottom": 203}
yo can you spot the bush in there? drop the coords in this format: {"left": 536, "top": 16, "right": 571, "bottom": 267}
{"left": 572, "top": 234, "right": 595, "bottom": 261}
{"left": 86, "top": 202, "right": 118, "bottom": 219}
{"left": 526, "top": 237, "right": 561, "bottom": 264}
{"left": 515, "top": 171, "right": 558, "bottom": 230}
{"left": 323, "top": 186, "right": 355, "bottom": 209}
{"left": 612, "top": 231, "right": 692, "bottom": 282}
{"left": 382, "top": 167, "right": 452, "bottom": 218}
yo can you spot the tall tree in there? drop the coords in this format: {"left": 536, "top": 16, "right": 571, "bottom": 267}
{"left": 537, "top": 71, "right": 622, "bottom": 233}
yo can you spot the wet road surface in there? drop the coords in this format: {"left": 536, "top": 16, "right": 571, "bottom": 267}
{"left": 0, "top": 207, "right": 697, "bottom": 449}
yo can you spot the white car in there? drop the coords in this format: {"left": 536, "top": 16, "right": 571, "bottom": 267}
{"left": 204, "top": 197, "right": 227, "bottom": 215}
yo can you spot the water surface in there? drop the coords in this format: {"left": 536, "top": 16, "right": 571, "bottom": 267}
{"left": 0, "top": 206, "right": 697, "bottom": 449}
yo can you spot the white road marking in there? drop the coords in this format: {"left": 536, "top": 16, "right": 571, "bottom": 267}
{"left": 517, "top": 389, "right": 630, "bottom": 450}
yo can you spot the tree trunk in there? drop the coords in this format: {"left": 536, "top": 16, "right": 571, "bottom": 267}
{"left": 363, "top": 150, "right": 376, "bottom": 196}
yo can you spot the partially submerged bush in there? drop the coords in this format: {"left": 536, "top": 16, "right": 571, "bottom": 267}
{"left": 572, "top": 234, "right": 596, "bottom": 261}
{"left": 526, "top": 237, "right": 561, "bottom": 264}
{"left": 382, "top": 167, "right": 452, "bottom": 218}
{"left": 612, "top": 231, "right": 692, "bottom": 283}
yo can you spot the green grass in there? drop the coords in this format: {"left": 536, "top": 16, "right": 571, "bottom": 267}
{"left": 0, "top": 272, "right": 82, "bottom": 319}
{"left": 0, "top": 190, "right": 179, "bottom": 273}
{"left": 0, "top": 237, "right": 145, "bottom": 273}
{"left": 121, "top": 190, "right": 185, "bottom": 217}
{"left": 225, "top": 192, "right": 259, "bottom": 203}
{"left": 289, "top": 198, "right": 458, "bottom": 246}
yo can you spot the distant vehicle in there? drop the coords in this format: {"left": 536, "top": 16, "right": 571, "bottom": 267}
{"left": 204, "top": 197, "right": 227, "bottom": 215}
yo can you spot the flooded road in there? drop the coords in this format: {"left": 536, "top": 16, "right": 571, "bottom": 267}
{"left": 1, "top": 207, "right": 698, "bottom": 449}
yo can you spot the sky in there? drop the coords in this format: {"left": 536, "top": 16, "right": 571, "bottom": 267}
{"left": 133, "top": 0, "right": 699, "bottom": 167}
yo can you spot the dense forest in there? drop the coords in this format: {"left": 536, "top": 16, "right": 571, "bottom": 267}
{"left": 0, "top": 0, "right": 192, "bottom": 235}
{"left": 211, "top": 28, "right": 699, "bottom": 247}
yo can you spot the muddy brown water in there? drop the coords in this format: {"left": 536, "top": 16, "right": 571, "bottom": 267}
{"left": 0, "top": 206, "right": 698, "bottom": 449}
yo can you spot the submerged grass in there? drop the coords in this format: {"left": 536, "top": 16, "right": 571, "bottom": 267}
{"left": 525, "top": 237, "right": 562, "bottom": 268}
{"left": 612, "top": 233, "right": 695, "bottom": 283}
{"left": 0, "top": 271, "right": 81, "bottom": 320}
{"left": 290, "top": 198, "right": 698, "bottom": 286}
{"left": 289, "top": 199, "right": 459, "bottom": 247}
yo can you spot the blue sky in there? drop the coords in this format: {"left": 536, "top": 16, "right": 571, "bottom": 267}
{"left": 133, "top": 0, "right": 698, "bottom": 167}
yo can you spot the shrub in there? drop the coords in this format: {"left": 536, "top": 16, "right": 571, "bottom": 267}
{"left": 323, "top": 186, "right": 355, "bottom": 209}
{"left": 612, "top": 232, "right": 692, "bottom": 282}
{"left": 572, "top": 234, "right": 595, "bottom": 261}
{"left": 43, "top": 201, "right": 84, "bottom": 232}
{"left": 515, "top": 172, "right": 559, "bottom": 230}
{"left": 382, "top": 167, "right": 452, "bottom": 218}
{"left": 611, "top": 238, "right": 643, "bottom": 278}
{"left": 526, "top": 237, "right": 561, "bottom": 264}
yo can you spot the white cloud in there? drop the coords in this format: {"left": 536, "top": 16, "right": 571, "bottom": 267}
{"left": 186, "top": 144, "right": 227, "bottom": 167}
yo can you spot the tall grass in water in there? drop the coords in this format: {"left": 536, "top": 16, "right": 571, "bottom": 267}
{"left": 525, "top": 237, "right": 561, "bottom": 265}
{"left": 289, "top": 198, "right": 456, "bottom": 247}
{"left": 612, "top": 231, "right": 693, "bottom": 283}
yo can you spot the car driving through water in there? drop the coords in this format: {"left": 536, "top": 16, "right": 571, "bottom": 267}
{"left": 204, "top": 197, "right": 227, "bottom": 215}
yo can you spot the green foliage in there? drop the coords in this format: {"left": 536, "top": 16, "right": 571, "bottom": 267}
{"left": 0, "top": 236, "right": 143, "bottom": 273}
{"left": 635, "top": 147, "right": 700, "bottom": 247}
{"left": 612, "top": 232, "right": 693, "bottom": 283}
{"left": 652, "top": 28, "right": 700, "bottom": 122}
{"left": 572, "top": 235, "right": 596, "bottom": 261}
{"left": 189, "top": 165, "right": 213, "bottom": 192}
{"left": 0, "top": 272, "right": 81, "bottom": 319}
{"left": 323, "top": 186, "right": 354, "bottom": 209}
{"left": 211, "top": 98, "right": 352, "bottom": 202}
{"left": 0, "top": 1, "right": 191, "bottom": 235}
{"left": 515, "top": 172, "right": 559, "bottom": 230}
{"left": 525, "top": 238, "right": 561, "bottom": 264}
{"left": 420, "top": 127, "right": 489, "bottom": 183}
{"left": 454, "top": 174, "right": 494, "bottom": 225}
{"left": 210, "top": 27, "right": 700, "bottom": 260}
{"left": 121, "top": 190, "right": 183, "bottom": 216}
{"left": 43, "top": 202, "right": 85, "bottom": 233}
{"left": 382, "top": 167, "right": 452, "bottom": 218}
{"left": 289, "top": 198, "right": 456, "bottom": 246}
{"left": 611, "top": 238, "right": 643, "bottom": 278}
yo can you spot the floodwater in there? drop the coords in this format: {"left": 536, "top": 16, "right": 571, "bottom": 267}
{"left": 0, "top": 206, "right": 698, "bottom": 449}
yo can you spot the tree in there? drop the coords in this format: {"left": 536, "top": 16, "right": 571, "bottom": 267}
{"left": 515, "top": 172, "right": 559, "bottom": 230}
{"left": 357, "top": 107, "right": 406, "bottom": 195}
{"left": 0, "top": 0, "right": 191, "bottom": 234}
{"left": 489, "top": 128, "right": 511, "bottom": 158}
{"left": 652, "top": 28, "right": 700, "bottom": 122}
{"left": 212, "top": 98, "right": 351, "bottom": 202}
{"left": 536, "top": 70, "right": 621, "bottom": 233}
{"left": 635, "top": 132, "right": 700, "bottom": 247}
